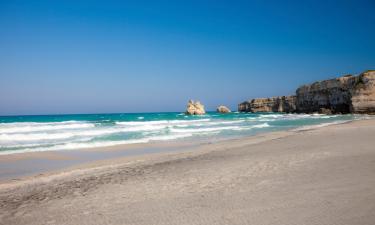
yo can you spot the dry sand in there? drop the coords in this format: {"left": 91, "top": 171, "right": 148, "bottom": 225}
{"left": 1, "top": 119, "right": 375, "bottom": 225}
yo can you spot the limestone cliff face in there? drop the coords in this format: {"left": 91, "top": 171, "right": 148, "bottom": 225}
{"left": 238, "top": 96, "right": 296, "bottom": 113}
{"left": 296, "top": 75, "right": 354, "bottom": 113}
{"left": 185, "top": 100, "right": 206, "bottom": 115}
{"left": 349, "top": 71, "right": 375, "bottom": 114}
{"left": 296, "top": 70, "right": 375, "bottom": 114}
{"left": 238, "top": 70, "right": 375, "bottom": 114}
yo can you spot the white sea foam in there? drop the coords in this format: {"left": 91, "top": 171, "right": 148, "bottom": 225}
{"left": 0, "top": 133, "right": 193, "bottom": 155}
{"left": 252, "top": 123, "right": 270, "bottom": 128}
{"left": 293, "top": 121, "right": 349, "bottom": 131}
{"left": 174, "top": 120, "right": 246, "bottom": 127}
{"left": 255, "top": 114, "right": 339, "bottom": 121}
{"left": 170, "top": 126, "right": 242, "bottom": 133}
{"left": 0, "top": 124, "right": 168, "bottom": 142}
{"left": 0, "top": 120, "right": 84, "bottom": 128}
{"left": 0, "top": 123, "right": 95, "bottom": 134}
{"left": 148, "top": 133, "right": 193, "bottom": 141}
{"left": 157, "top": 122, "right": 270, "bottom": 135}
{"left": 116, "top": 119, "right": 210, "bottom": 126}
{"left": 0, "top": 113, "right": 360, "bottom": 155}
{"left": 0, "top": 120, "right": 270, "bottom": 144}
{"left": 0, "top": 132, "right": 79, "bottom": 141}
{"left": 259, "top": 114, "right": 284, "bottom": 118}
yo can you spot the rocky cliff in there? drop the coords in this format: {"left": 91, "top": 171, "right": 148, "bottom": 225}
{"left": 238, "top": 70, "right": 375, "bottom": 114}
{"left": 238, "top": 96, "right": 296, "bottom": 113}
{"left": 350, "top": 71, "right": 375, "bottom": 113}
{"left": 296, "top": 70, "right": 375, "bottom": 114}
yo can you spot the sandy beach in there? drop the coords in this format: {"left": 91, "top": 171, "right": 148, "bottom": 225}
{"left": 1, "top": 119, "right": 375, "bottom": 225}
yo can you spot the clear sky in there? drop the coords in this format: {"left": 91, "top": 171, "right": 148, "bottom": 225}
{"left": 1, "top": 0, "right": 374, "bottom": 115}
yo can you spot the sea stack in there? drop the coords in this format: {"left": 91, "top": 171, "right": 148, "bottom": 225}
{"left": 185, "top": 100, "right": 206, "bottom": 115}
{"left": 216, "top": 105, "right": 231, "bottom": 113}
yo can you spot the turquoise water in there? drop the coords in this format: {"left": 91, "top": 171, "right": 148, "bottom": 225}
{"left": 0, "top": 112, "right": 365, "bottom": 155}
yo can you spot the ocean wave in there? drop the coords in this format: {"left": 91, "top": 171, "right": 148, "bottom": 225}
{"left": 170, "top": 126, "right": 242, "bottom": 133}
{"left": 251, "top": 123, "right": 270, "bottom": 128}
{"left": 259, "top": 114, "right": 284, "bottom": 118}
{"left": 168, "top": 124, "right": 269, "bottom": 133}
{"left": 116, "top": 119, "right": 210, "bottom": 126}
{"left": 292, "top": 121, "right": 349, "bottom": 131}
{"left": 230, "top": 123, "right": 271, "bottom": 130}
{"left": 0, "top": 120, "right": 85, "bottom": 127}
{"left": 0, "top": 121, "right": 271, "bottom": 143}
{"left": 0, "top": 125, "right": 168, "bottom": 142}
{"left": 159, "top": 122, "right": 270, "bottom": 134}
{"left": 255, "top": 114, "right": 340, "bottom": 121}
{"left": 0, "top": 113, "right": 359, "bottom": 155}
{"left": 0, "top": 133, "right": 193, "bottom": 155}
{"left": 0, "top": 137, "right": 93, "bottom": 149}
{"left": 174, "top": 120, "right": 246, "bottom": 127}
{"left": 0, "top": 122, "right": 95, "bottom": 134}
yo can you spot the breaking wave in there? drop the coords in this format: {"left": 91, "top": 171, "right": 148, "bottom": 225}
{"left": 0, "top": 112, "right": 361, "bottom": 154}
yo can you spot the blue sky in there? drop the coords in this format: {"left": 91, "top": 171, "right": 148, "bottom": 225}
{"left": 1, "top": 0, "right": 374, "bottom": 115}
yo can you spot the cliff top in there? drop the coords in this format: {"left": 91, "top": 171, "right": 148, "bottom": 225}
{"left": 297, "top": 70, "right": 374, "bottom": 91}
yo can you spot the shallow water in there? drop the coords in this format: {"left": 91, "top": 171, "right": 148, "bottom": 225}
{"left": 0, "top": 112, "right": 367, "bottom": 155}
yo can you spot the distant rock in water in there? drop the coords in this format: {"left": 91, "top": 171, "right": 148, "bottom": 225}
{"left": 238, "top": 96, "right": 296, "bottom": 113}
{"left": 318, "top": 108, "right": 333, "bottom": 115}
{"left": 186, "top": 100, "right": 206, "bottom": 115}
{"left": 238, "top": 70, "right": 375, "bottom": 114}
{"left": 216, "top": 105, "right": 231, "bottom": 113}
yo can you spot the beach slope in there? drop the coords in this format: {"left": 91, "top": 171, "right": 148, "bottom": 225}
{"left": 1, "top": 119, "right": 375, "bottom": 225}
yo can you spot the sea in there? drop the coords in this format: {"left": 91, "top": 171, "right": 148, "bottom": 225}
{"left": 0, "top": 112, "right": 368, "bottom": 155}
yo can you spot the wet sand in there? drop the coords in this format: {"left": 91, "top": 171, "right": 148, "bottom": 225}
{"left": 0, "top": 140, "right": 201, "bottom": 181}
{"left": 1, "top": 119, "right": 375, "bottom": 225}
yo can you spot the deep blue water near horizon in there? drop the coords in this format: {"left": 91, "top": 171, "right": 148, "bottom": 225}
{"left": 0, "top": 112, "right": 366, "bottom": 155}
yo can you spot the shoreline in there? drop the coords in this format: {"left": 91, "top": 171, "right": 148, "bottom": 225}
{"left": 0, "top": 118, "right": 350, "bottom": 183}
{"left": 0, "top": 128, "right": 293, "bottom": 186}
{"left": 0, "top": 118, "right": 367, "bottom": 186}
{"left": 0, "top": 112, "right": 361, "bottom": 156}
{"left": 1, "top": 119, "right": 375, "bottom": 225}
{"left": 0, "top": 118, "right": 358, "bottom": 184}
